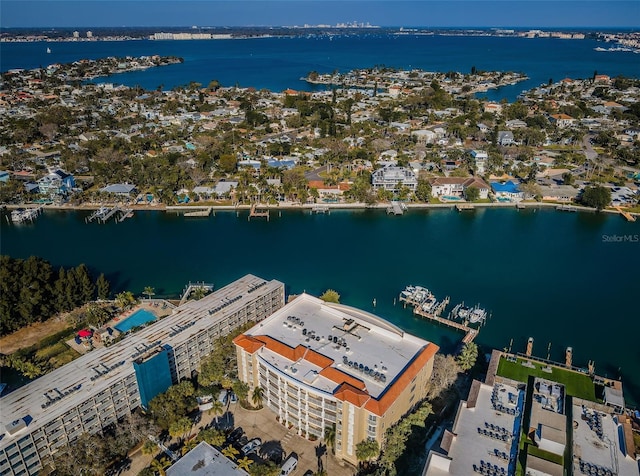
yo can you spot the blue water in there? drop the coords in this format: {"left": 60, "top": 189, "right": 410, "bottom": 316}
{"left": 114, "top": 308, "right": 157, "bottom": 333}
{"left": 1, "top": 34, "right": 638, "bottom": 100}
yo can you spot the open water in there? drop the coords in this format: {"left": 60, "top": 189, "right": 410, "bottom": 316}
{"left": 1, "top": 34, "right": 639, "bottom": 101}
{"left": 1, "top": 208, "right": 639, "bottom": 405}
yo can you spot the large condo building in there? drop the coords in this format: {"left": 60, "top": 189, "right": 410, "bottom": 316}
{"left": 0, "top": 275, "right": 284, "bottom": 476}
{"left": 234, "top": 293, "right": 439, "bottom": 466}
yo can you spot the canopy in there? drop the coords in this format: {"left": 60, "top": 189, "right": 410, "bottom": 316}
{"left": 78, "top": 329, "right": 93, "bottom": 338}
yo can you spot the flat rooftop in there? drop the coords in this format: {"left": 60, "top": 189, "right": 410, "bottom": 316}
{"left": 166, "top": 441, "right": 248, "bottom": 476}
{"left": 572, "top": 403, "right": 639, "bottom": 476}
{"left": 243, "top": 294, "right": 433, "bottom": 400}
{"left": 425, "top": 380, "right": 523, "bottom": 476}
{"left": 0, "top": 274, "right": 283, "bottom": 449}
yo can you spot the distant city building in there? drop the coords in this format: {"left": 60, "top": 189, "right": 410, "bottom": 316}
{"left": 234, "top": 293, "right": 439, "bottom": 466}
{"left": 0, "top": 275, "right": 284, "bottom": 476}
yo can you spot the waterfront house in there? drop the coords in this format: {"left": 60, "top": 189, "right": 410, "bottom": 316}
{"left": 538, "top": 185, "right": 579, "bottom": 202}
{"left": 491, "top": 181, "right": 524, "bottom": 201}
{"left": 213, "top": 180, "right": 238, "bottom": 198}
{"left": 429, "top": 177, "right": 490, "bottom": 199}
{"left": 371, "top": 166, "right": 418, "bottom": 192}
{"left": 99, "top": 183, "right": 137, "bottom": 197}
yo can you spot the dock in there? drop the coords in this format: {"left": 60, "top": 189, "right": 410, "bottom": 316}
{"left": 9, "top": 206, "right": 43, "bottom": 224}
{"left": 184, "top": 207, "right": 212, "bottom": 217}
{"left": 249, "top": 204, "right": 270, "bottom": 221}
{"left": 556, "top": 205, "right": 578, "bottom": 212}
{"left": 179, "top": 282, "right": 214, "bottom": 306}
{"left": 99, "top": 206, "right": 120, "bottom": 223}
{"left": 387, "top": 201, "right": 406, "bottom": 215}
{"left": 413, "top": 305, "right": 478, "bottom": 344}
{"left": 516, "top": 203, "right": 526, "bottom": 210}
{"left": 456, "top": 203, "right": 474, "bottom": 211}
{"left": 311, "top": 205, "right": 330, "bottom": 214}
{"left": 118, "top": 209, "right": 134, "bottom": 222}
{"left": 614, "top": 206, "right": 636, "bottom": 222}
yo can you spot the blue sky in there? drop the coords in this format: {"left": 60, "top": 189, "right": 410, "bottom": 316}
{"left": 1, "top": 1, "right": 638, "bottom": 28}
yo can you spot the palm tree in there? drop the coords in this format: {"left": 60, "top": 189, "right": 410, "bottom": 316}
{"left": 209, "top": 399, "right": 224, "bottom": 425}
{"left": 355, "top": 438, "right": 380, "bottom": 468}
{"left": 143, "top": 286, "right": 155, "bottom": 301}
{"left": 222, "top": 445, "right": 239, "bottom": 461}
{"left": 150, "top": 456, "right": 171, "bottom": 476}
{"left": 169, "top": 417, "right": 192, "bottom": 445}
{"left": 181, "top": 439, "right": 197, "bottom": 456}
{"left": 324, "top": 424, "right": 336, "bottom": 454}
{"left": 236, "top": 456, "right": 253, "bottom": 471}
{"left": 251, "top": 386, "right": 264, "bottom": 408}
{"left": 115, "top": 290, "right": 136, "bottom": 310}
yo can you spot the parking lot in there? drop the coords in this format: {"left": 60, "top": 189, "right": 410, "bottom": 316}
{"left": 230, "top": 403, "right": 356, "bottom": 476}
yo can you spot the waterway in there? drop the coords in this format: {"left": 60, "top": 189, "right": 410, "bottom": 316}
{"left": 1, "top": 34, "right": 639, "bottom": 101}
{"left": 1, "top": 207, "right": 639, "bottom": 405}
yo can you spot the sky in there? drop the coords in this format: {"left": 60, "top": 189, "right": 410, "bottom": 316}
{"left": 1, "top": 0, "right": 638, "bottom": 28}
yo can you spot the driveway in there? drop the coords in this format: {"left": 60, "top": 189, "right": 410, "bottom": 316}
{"left": 232, "top": 404, "right": 356, "bottom": 476}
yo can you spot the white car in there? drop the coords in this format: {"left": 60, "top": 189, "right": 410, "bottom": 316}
{"left": 241, "top": 437, "right": 262, "bottom": 455}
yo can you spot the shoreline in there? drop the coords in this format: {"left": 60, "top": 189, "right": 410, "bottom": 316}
{"left": 2, "top": 200, "right": 637, "bottom": 217}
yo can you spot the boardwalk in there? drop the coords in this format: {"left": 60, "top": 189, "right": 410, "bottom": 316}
{"left": 412, "top": 303, "right": 478, "bottom": 344}
{"left": 614, "top": 206, "right": 636, "bottom": 222}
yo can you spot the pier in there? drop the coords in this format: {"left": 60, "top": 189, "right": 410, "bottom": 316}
{"left": 311, "top": 205, "right": 330, "bottom": 214}
{"left": 179, "top": 281, "right": 214, "bottom": 306}
{"left": 412, "top": 305, "right": 478, "bottom": 344}
{"left": 556, "top": 205, "right": 578, "bottom": 212}
{"left": 9, "top": 206, "right": 43, "bottom": 224}
{"left": 614, "top": 206, "right": 636, "bottom": 222}
{"left": 387, "top": 201, "right": 406, "bottom": 215}
{"left": 249, "top": 204, "right": 270, "bottom": 221}
{"left": 184, "top": 207, "right": 212, "bottom": 217}
{"left": 456, "top": 203, "right": 475, "bottom": 211}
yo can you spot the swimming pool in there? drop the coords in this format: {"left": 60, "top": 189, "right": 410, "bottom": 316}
{"left": 114, "top": 309, "right": 157, "bottom": 333}
{"left": 441, "top": 195, "right": 462, "bottom": 201}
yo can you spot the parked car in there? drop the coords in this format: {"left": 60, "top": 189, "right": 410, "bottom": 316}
{"left": 280, "top": 455, "right": 298, "bottom": 475}
{"left": 217, "top": 389, "right": 228, "bottom": 405}
{"left": 228, "top": 427, "right": 243, "bottom": 443}
{"left": 229, "top": 392, "right": 238, "bottom": 404}
{"left": 241, "top": 437, "right": 262, "bottom": 455}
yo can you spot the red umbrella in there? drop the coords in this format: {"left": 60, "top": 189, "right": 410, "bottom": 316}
{"left": 78, "top": 329, "right": 93, "bottom": 338}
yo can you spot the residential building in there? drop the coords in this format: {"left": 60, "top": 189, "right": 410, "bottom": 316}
{"left": 423, "top": 351, "right": 639, "bottom": 476}
{"left": 412, "top": 129, "right": 437, "bottom": 145}
{"left": 99, "top": 183, "right": 137, "bottom": 197}
{"left": 497, "top": 131, "right": 515, "bottom": 146}
{"left": 470, "top": 150, "right": 488, "bottom": 175}
{"left": 549, "top": 113, "right": 575, "bottom": 128}
{"left": 429, "top": 177, "right": 490, "bottom": 199}
{"left": 234, "top": 294, "right": 439, "bottom": 466}
{"left": 0, "top": 275, "right": 284, "bottom": 476}
{"left": 371, "top": 166, "right": 418, "bottom": 192}
{"left": 491, "top": 181, "right": 524, "bottom": 201}
{"left": 166, "top": 442, "right": 248, "bottom": 476}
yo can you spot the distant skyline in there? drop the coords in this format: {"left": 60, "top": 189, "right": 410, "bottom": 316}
{"left": 1, "top": 1, "right": 639, "bottom": 29}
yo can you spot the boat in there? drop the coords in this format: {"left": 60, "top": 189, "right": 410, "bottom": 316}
{"left": 46, "top": 47, "right": 51, "bottom": 54}
{"left": 420, "top": 296, "right": 438, "bottom": 313}
{"left": 468, "top": 306, "right": 487, "bottom": 324}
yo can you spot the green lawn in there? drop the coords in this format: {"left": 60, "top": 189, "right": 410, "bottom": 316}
{"left": 497, "top": 357, "right": 595, "bottom": 401}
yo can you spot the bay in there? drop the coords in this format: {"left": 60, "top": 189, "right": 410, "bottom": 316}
{"left": 1, "top": 208, "right": 639, "bottom": 405}
{"left": 1, "top": 34, "right": 639, "bottom": 101}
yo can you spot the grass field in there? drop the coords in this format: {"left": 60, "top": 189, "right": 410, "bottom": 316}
{"left": 497, "top": 357, "right": 596, "bottom": 401}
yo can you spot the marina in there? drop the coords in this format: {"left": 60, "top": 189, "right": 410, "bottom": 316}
{"left": 400, "top": 285, "right": 488, "bottom": 344}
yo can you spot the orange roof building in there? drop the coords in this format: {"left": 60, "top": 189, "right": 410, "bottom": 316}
{"left": 234, "top": 293, "right": 439, "bottom": 465}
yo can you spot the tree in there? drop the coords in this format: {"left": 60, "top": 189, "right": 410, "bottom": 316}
{"left": 415, "top": 178, "right": 432, "bottom": 202}
{"left": 96, "top": 273, "right": 110, "bottom": 300}
{"left": 324, "top": 424, "right": 336, "bottom": 454}
{"left": 143, "top": 286, "right": 155, "bottom": 300}
{"left": 251, "top": 386, "right": 264, "bottom": 408}
{"left": 237, "top": 456, "right": 254, "bottom": 471}
{"left": 581, "top": 185, "right": 611, "bottom": 210}
{"left": 319, "top": 289, "right": 340, "bottom": 303}
{"left": 457, "top": 342, "right": 479, "bottom": 371}
{"left": 562, "top": 172, "right": 574, "bottom": 186}
{"left": 248, "top": 461, "right": 281, "bottom": 476}
{"left": 232, "top": 380, "right": 250, "bottom": 404}
{"left": 169, "top": 416, "right": 192, "bottom": 444}
{"left": 115, "top": 291, "right": 136, "bottom": 310}
{"left": 222, "top": 444, "right": 240, "bottom": 460}
{"left": 149, "top": 456, "right": 171, "bottom": 476}
{"left": 197, "top": 428, "right": 226, "bottom": 447}
{"left": 355, "top": 438, "right": 380, "bottom": 465}
{"left": 428, "top": 354, "right": 460, "bottom": 398}
{"left": 141, "top": 439, "right": 158, "bottom": 456}
{"left": 209, "top": 399, "right": 224, "bottom": 425}
{"left": 464, "top": 186, "right": 480, "bottom": 202}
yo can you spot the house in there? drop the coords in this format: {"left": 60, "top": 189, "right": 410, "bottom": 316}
{"left": 0, "top": 170, "right": 9, "bottom": 183}
{"left": 213, "top": 180, "right": 238, "bottom": 198}
{"left": 483, "top": 102, "right": 503, "bottom": 115}
{"left": 497, "top": 131, "right": 515, "bottom": 146}
{"left": 549, "top": 114, "right": 575, "bottom": 128}
{"left": 192, "top": 186, "right": 215, "bottom": 199}
{"left": 506, "top": 119, "right": 527, "bottom": 129}
{"left": 538, "top": 185, "right": 579, "bottom": 202}
{"left": 308, "top": 180, "right": 350, "bottom": 201}
{"left": 491, "top": 181, "right": 524, "bottom": 201}
{"left": 371, "top": 166, "right": 418, "bottom": 192}
{"left": 99, "top": 183, "right": 137, "bottom": 196}
{"left": 470, "top": 150, "right": 488, "bottom": 175}
{"left": 36, "top": 170, "right": 76, "bottom": 198}
{"left": 429, "top": 177, "right": 490, "bottom": 199}
{"left": 412, "top": 129, "right": 437, "bottom": 145}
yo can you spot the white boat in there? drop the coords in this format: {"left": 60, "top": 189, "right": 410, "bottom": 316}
{"left": 469, "top": 306, "right": 487, "bottom": 324}
{"left": 46, "top": 47, "right": 51, "bottom": 54}
{"left": 421, "top": 296, "right": 437, "bottom": 313}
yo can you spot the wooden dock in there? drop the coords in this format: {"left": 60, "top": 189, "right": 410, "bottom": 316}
{"left": 184, "top": 207, "right": 212, "bottom": 217}
{"left": 456, "top": 203, "right": 474, "bottom": 211}
{"left": 387, "top": 201, "right": 406, "bottom": 215}
{"left": 249, "top": 204, "right": 270, "bottom": 220}
{"left": 556, "top": 205, "right": 578, "bottom": 212}
{"left": 614, "top": 206, "right": 636, "bottom": 222}
{"left": 312, "top": 205, "right": 330, "bottom": 214}
{"left": 413, "top": 305, "right": 478, "bottom": 344}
